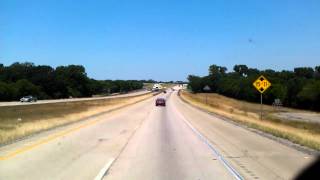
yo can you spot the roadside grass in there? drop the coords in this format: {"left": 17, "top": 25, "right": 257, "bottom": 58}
{"left": 0, "top": 93, "right": 154, "bottom": 145}
{"left": 180, "top": 91, "right": 320, "bottom": 151}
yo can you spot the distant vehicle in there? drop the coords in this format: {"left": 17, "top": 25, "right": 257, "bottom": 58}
{"left": 20, "top": 96, "right": 37, "bottom": 102}
{"left": 152, "top": 83, "right": 163, "bottom": 91}
{"left": 155, "top": 98, "right": 166, "bottom": 106}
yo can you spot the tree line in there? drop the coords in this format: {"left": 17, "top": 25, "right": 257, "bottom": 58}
{"left": 188, "top": 64, "right": 320, "bottom": 111}
{"left": 0, "top": 62, "right": 144, "bottom": 101}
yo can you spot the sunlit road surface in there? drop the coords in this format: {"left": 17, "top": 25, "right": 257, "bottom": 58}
{"left": 0, "top": 90, "right": 150, "bottom": 107}
{"left": 0, "top": 89, "right": 316, "bottom": 180}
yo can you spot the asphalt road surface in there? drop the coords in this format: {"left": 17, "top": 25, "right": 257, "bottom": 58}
{"left": 0, "top": 89, "right": 316, "bottom": 180}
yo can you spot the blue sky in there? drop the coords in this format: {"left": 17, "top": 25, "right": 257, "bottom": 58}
{"left": 1, "top": 0, "right": 320, "bottom": 81}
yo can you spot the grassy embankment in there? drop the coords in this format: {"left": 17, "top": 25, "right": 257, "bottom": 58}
{"left": 180, "top": 91, "right": 320, "bottom": 151}
{"left": 0, "top": 93, "right": 154, "bottom": 144}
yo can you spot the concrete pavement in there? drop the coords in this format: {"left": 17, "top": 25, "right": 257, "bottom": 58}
{"left": 105, "top": 92, "right": 234, "bottom": 180}
{"left": 0, "top": 95, "right": 155, "bottom": 180}
{"left": 172, "top": 91, "right": 316, "bottom": 179}
{"left": 0, "top": 89, "right": 316, "bottom": 180}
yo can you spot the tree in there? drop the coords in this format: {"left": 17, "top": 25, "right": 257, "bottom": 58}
{"left": 297, "top": 80, "right": 320, "bottom": 110}
{"left": 13, "top": 79, "right": 41, "bottom": 98}
{"left": 187, "top": 75, "right": 203, "bottom": 93}
{"left": 315, "top": 66, "right": 320, "bottom": 73}
{"left": 55, "top": 65, "right": 91, "bottom": 97}
{"left": 5, "top": 62, "right": 35, "bottom": 82}
{"left": 0, "top": 81, "right": 15, "bottom": 100}
{"left": 294, "top": 67, "right": 314, "bottom": 79}
{"left": 188, "top": 64, "right": 320, "bottom": 111}
{"left": 0, "top": 64, "right": 4, "bottom": 81}
{"left": 265, "top": 84, "right": 287, "bottom": 104}
{"left": 200, "top": 76, "right": 215, "bottom": 92}
{"left": 0, "top": 62, "right": 146, "bottom": 101}
{"left": 209, "top": 65, "right": 227, "bottom": 77}
{"left": 279, "top": 70, "right": 295, "bottom": 80}
{"left": 233, "top": 65, "right": 248, "bottom": 76}
{"left": 315, "top": 66, "right": 320, "bottom": 79}
{"left": 247, "top": 68, "right": 260, "bottom": 76}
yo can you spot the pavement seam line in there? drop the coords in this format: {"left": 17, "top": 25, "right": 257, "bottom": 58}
{"left": 101, "top": 106, "right": 155, "bottom": 179}
{"left": 94, "top": 158, "right": 115, "bottom": 180}
{"left": 171, "top": 95, "right": 244, "bottom": 180}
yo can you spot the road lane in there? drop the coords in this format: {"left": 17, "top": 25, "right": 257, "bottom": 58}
{"left": 105, "top": 93, "right": 234, "bottom": 180}
{"left": 0, "top": 89, "right": 316, "bottom": 180}
{"left": 172, "top": 91, "right": 316, "bottom": 179}
{"left": 0, "top": 95, "right": 156, "bottom": 180}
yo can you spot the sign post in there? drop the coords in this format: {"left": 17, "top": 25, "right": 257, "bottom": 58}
{"left": 260, "top": 93, "right": 263, "bottom": 120}
{"left": 203, "top": 85, "right": 211, "bottom": 105}
{"left": 253, "top": 75, "right": 271, "bottom": 120}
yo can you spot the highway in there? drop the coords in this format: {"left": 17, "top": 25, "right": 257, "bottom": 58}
{"left": 0, "top": 89, "right": 316, "bottom": 180}
{"left": 0, "top": 90, "right": 150, "bottom": 107}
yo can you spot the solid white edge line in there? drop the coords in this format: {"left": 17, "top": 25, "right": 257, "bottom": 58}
{"left": 171, "top": 98, "right": 244, "bottom": 180}
{"left": 94, "top": 158, "right": 115, "bottom": 180}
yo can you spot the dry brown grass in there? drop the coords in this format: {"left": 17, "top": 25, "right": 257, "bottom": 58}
{"left": 181, "top": 91, "right": 320, "bottom": 151}
{"left": 0, "top": 93, "right": 154, "bottom": 144}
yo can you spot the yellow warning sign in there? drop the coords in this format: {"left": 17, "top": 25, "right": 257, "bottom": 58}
{"left": 253, "top": 75, "right": 271, "bottom": 93}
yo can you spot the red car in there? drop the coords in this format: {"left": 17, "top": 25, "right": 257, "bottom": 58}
{"left": 155, "top": 98, "right": 166, "bottom": 106}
